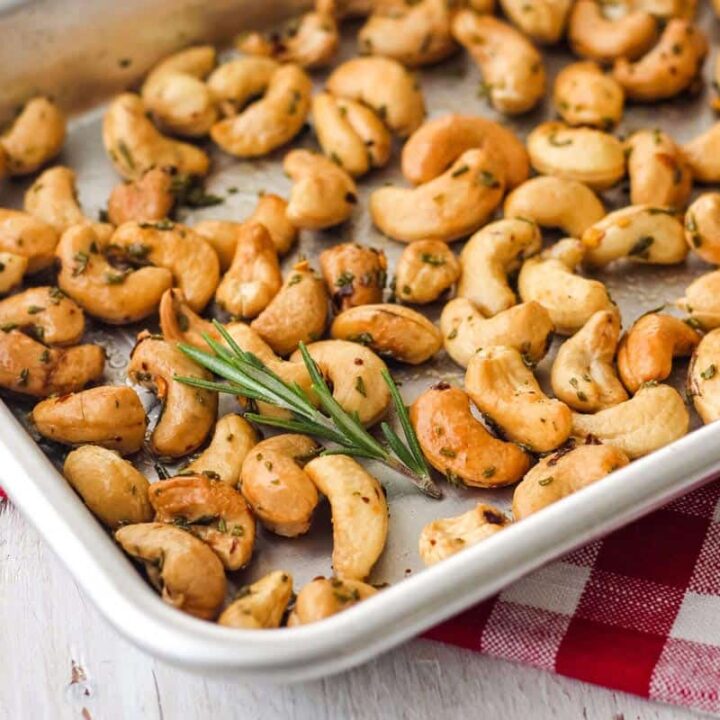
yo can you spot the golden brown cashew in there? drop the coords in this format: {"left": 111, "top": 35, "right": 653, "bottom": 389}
{"left": 518, "top": 238, "right": 615, "bottom": 335}
{"left": 102, "top": 93, "right": 210, "bottom": 180}
{"left": 63, "top": 446, "right": 152, "bottom": 528}
{"left": 1, "top": 97, "right": 66, "bottom": 176}
{"left": 451, "top": 11, "right": 546, "bottom": 115}
{"left": 210, "top": 64, "right": 312, "bottom": 158}
{"left": 688, "top": 328, "right": 720, "bottom": 424}
{"left": 553, "top": 62, "right": 624, "bottom": 129}
{"left": 207, "top": 57, "right": 279, "bottom": 116}
{"left": 626, "top": 129, "right": 693, "bottom": 209}
{"left": 613, "top": 20, "right": 707, "bottom": 102}
{"left": 326, "top": 56, "right": 425, "bottom": 136}
{"left": 330, "top": 304, "right": 442, "bottom": 365}
{"left": 370, "top": 148, "right": 505, "bottom": 243}
{"left": 32, "top": 386, "right": 146, "bottom": 454}
{"left": 504, "top": 176, "right": 605, "bottom": 238}
{"left": 0, "top": 252, "right": 27, "bottom": 295}
{"left": 683, "top": 122, "right": 720, "bottom": 183}
{"left": 24, "top": 167, "right": 90, "bottom": 234}
{"left": 571, "top": 383, "right": 689, "bottom": 458}
{"left": 287, "top": 577, "right": 377, "bottom": 627}
{"left": 466, "top": 346, "right": 573, "bottom": 453}
{"left": 401, "top": 114, "right": 529, "bottom": 190}
{"left": 410, "top": 384, "right": 530, "bottom": 487}
{"left": 219, "top": 571, "right": 294, "bottom": 629}
{"left": 115, "top": 523, "right": 226, "bottom": 620}
{"left": 617, "top": 313, "right": 700, "bottom": 393}
{"left": 149, "top": 475, "right": 255, "bottom": 571}
{"left": 240, "top": 434, "right": 320, "bottom": 537}
{"left": 527, "top": 122, "right": 625, "bottom": 191}
{"left": 284, "top": 150, "right": 358, "bottom": 229}
{"left": 128, "top": 334, "right": 217, "bottom": 458}
{"left": 512, "top": 443, "right": 630, "bottom": 520}
{"left": 677, "top": 270, "right": 720, "bottom": 329}
{"left": 568, "top": 0, "right": 658, "bottom": 63}
{"left": 394, "top": 240, "right": 460, "bottom": 305}
{"left": 581, "top": 205, "right": 687, "bottom": 266}
{"left": 419, "top": 503, "right": 509, "bottom": 566}
{"left": 106, "top": 168, "right": 175, "bottom": 227}
{"left": 684, "top": 193, "right": 720, "bottom": 264}
{"left": 551, "top": 310, "right": 629, "bottom": 412}
{"left": 0, "top": 330, "right": 105, "bottom": 398}
{"left": 319, "top": 243, "right": 387, "bottom": 311}
{"left": 0, "top": 209, "right": 59, "bottom": 273}
{"left": 499, "top": 0, "right": 573, "bottom": 44}
{"left": 311, "top": 93, "right": 392, "bottom": 177}
{"left": 440, "top": 298, "right": 554, "bottom": 368}
{"left": 247, "top": 193, "right": 298, "bottom": 256}
{"left": 458, "top": 218, "right": 542, "bottom": 318}
{"left": 305, "top": 454, "right": 388, "bottom": 581}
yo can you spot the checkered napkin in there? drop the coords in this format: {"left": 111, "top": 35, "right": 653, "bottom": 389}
{"left": 426, "top": 481, "right": 720, "bottom": 715}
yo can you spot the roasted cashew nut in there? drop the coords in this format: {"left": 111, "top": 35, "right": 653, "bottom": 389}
{"left": 219, "top": 571, "right": 294, "bottom": 629}
{"left": 512, "top": 443, "right": 630, "bottom": 520}
{"left": 458, "top": 218, "right": 542, "bottom": 318}
{"left": 115, "top": 523, "right": 227, "bottom": 620}
{"left": 499, "top": 0, "right": 573, "bottom": 44}
{"left": 440, "top": 298, "right": 554, "bottom": 369}
{"left": 551, "top": 310, "right": 628, "bottom": 412}
{"left": 106, "top": 168, "right": 175, "bottom": 227}
{"left": 0, "top": 209, "right": 59, "bottom": 273}
{"left": 319, "top": 242, "right": 387, "bottom": 311}
{"left": 676, "top": 270, "right": 720, "bottom": 329}
{"left": 683, "top": 122, "right": 720, "bottom": 183}
{"left": 287, "top": 577, "right": 377, "bottom": 627}
{"left": 617, "top": 313, "right": 700, "bottom": 393}
{"left": 571, "top": 383, "right": 689, "bottom": 459}
{"left": 553, "top": 62, "right": 624, "bottom": 129}
{"left": 305, "top": 454, "right": 388, "bottom": 581}
{"left": 684, "top": 193, "right": 720, "bottom": 264}
{"left": 419, "top": 503, "right": 509, "bottom": 566}
{"left": 688, "top": 328, "right": 720, "bottom": 424}
{"left": 0, "top": 253, "right": 27, "bottom": 295}
{"left": 410, "top": 384, "right": 530, "bottom": 487}
{"left": 102, "top": 93, "right": 210, "bottom": 180}
{"left": 32, "top": 386, "right": 146, "bottom": 454}
{"left": 63, "top": 446, "right": 152, "bottom": 528}
{"left": 128, "top": 334, "right": 217, "bottom": 458}
{"left": 394, "top": 240, "right": 460, "bottom": 305}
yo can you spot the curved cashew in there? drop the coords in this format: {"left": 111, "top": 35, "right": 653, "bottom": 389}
{"left": 287, "top": 577, "right": 377, "bottom": 627}
{"left": 128, "top": 333, "right": 217, "bottom": 458}
{"left": 102, "top": 93, "right": 210, "bottom": 180}
{"left": 210, "top": 64, "right": 312, "bottom": 158}
{"left": 617, "top": 313, "right": 700, "bottom": 393}
{"left": 326, "top": 56, "right": 425, "bottom": 136}
{"left": 240, "top": 434, "right": 320, "bottom": 537}
{"left": 683, "top": 122, "right": 720, "bottom": 183}
{"left": 63, "top": 446, "right": 152, "bottom": 529}
{"left": 571, "top": 383, "right": 689, "bottom": 458}
{"left": 206, "top": 56, "right": 278, "bottom": 114}
{"left": 458, "top": 218, "right": 542, "bottom": 317}
{"left": 554, "top": 61, "right": 624, "bottom": 129}
{"left": 613, "top": 20, "right": 707, "bottom": 101}
{"left": 311, "top": 92, "right": 391, "bottom": 177}
{"left": 107, "top": 168, "right": 175, "bottom": 226}
{"left": 284, "top": 149, "right": 358, "bottom": 229}
{"left": 24, "top": 166, "right": 93, "bottom": 234}
{"left": 419, "top": 503, "right": 509, "bottom": 566}
{"left": 512, "top": 443, "right": 630, "bottom": 520}
{"left": 370, "top": 147, "right": 505, "bottom": 243}
{"left": 451, "top": 11, "right": 546, "bottom": 115}
{"left": 677, "top": 270, "right": 720, "bottom": 329}
{"left": 626, "top": 129, "right": 692, "bottom": 209}
{"left": 115, "top": 523, "right": 226, "bottom": 620}
{"left": 551, "top": 310, "right": 628, "bottom": 412}
{"left": 684, "top": 193, "right": 720, "bottom": 264}
{"left": 219, "top": 571, "right": 294, "bottom": 629}
{"left": 410, "top": 384, "right": 530, "bottom": 487}
{"left": 305, "top": 454, "right": 388, "bottom": 581}
{"left": 440, "top": 298, "right": 554, "bottom": 368}
{"left": 32, "top": 386, "right": 146, "bottom": 454}
{"left": 504, "top": 176, "right": 605, "bottom": 238}
{"left": 527, "top": 121, "right": 625, "bottom": 191}
{"left": 395, "top": 240, "right": 460, "bottom": 305}
{"left": 320, "top": 242, "right": 387, "bottom": 311}
{"left": 581, "top": 205, "right": 687, "bottom": 266}
{"left": 0, "top": 209, "right": 59, "bottom": 273}
{"left": 499, "top": 0, "right": 573, "bottom": 44}
{"left": 247, "top": 193, "right": 298, "bottom": 257}
{"left": 330, "top": 304, "right": 442, "bottom": 365}
{"left": 688, "top": 328, "right": 720, "bottom": 424}
{"left": 0, "top": 252, "right": 27, "bottom": 295}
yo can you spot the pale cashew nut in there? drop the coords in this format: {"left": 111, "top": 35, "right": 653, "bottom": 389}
{"left": 219, "top": 571, "right": 294, "bottom": 629}
{"left": 287, "top": 577, "right": 377, "bottom": 627}
{"left": 451, "top": 11, "right": 546, "bottom": 115}
{"left": 0, "top": 253, "right": 27, "bottom": 295}
{"left": 499, "top": 0, "right": 573, "bottom": 44}
{"left": 684, "top": 193, "right": 720, "bottom": 264}
{"left": 304, "top": 454, "right": 388, "bottom": 581}
{"left": 419, "top": 503, "right": 509, "bottom": 566}
{"left": 458, "top": 218, "right": 542, "bottom": 317}
{"left": 410, "top": 384, "right": 530, "bottom": 487}
{"left": 683, "top": 122, "right": 720, "bottom": 183}
{"left": 571, "top": 383, "right": 689, "bottom": 458}
{"left": 0, "top": 209, "right": 59, "bottom": 273}
{"left": 688, "top": 328, "right": 720, "bottom": 424}
{"left": 207, "top": 57, "right": 279, "bottom": 118}
{"left": 115, "top": 523, "right": 226, "bottom": 620}
{"left": 32, "top": 386, "right": 146, "bottom": 454}
{"left": 551, "top": 310, "right": 628, "bottom": 412}
{"left": 106, "top": 168, "right": 175, "bottom": 226}
{"left": 63, "top": 446, "right": 152, "bottom": 528}
{"left": 676, "top": 270, "right": 720, "bottom": 329}
{"left": 394, "top": 240, "right": 460, "bottom": 305}
{"left": 512, "top": 443, "right": 630, "bottom": 520}
{"left": 319, "top": 242, "right": 387, "bottom": 311}
{"left": 24, "top": 166, "right": 90, "bottom": 234}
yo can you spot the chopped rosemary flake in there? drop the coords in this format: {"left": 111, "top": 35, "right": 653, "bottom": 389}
{"left": 72, "top": 251, "right": 90, "bottom": 276}
{"left": 701, "top": 364, "right": 717, "bottom": 381}
{"left": 26, "top": 305, "right": 44, "bottom": 315}
{"left": 420, "top": 253, "right": 445, "bottom": 266}
{"left": 336, "top": 271, "right": 355, "bottom": 287}
{"left": 628, "top": 235, "right": 654, "bottom": 258}
{"left": 451, "top": 164, "right": 469, "bottom": 178}
{"left": 354, "top": 375, "right": 367, "bottom": 397}
{"left": 538, "top": 476, "right": 554, "bottom": 486}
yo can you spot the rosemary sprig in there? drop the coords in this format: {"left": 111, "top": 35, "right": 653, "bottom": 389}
{"left": 174, "top": 321, "right": 441, "bottom": 499}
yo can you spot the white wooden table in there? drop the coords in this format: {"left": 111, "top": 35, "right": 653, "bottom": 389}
{"left": 0, "top": 502, "right": 709, "bottom": 720}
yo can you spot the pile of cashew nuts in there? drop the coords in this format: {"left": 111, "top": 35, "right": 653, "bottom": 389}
{"left": 3, "top": 0, "right": 720, "bottom": 628}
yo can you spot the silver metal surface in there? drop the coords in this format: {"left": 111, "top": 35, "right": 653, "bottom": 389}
{"left": 1, "top": 0, "right": 719, "bottom": 681}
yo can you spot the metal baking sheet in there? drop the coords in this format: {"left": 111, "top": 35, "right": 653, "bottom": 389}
{"left": 1, "top": 0, "right": 720, "bottom": 680}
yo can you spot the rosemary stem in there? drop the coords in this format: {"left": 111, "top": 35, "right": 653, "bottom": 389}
{"left": 384, "top": 456, "right": 442, "bottom": 500}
